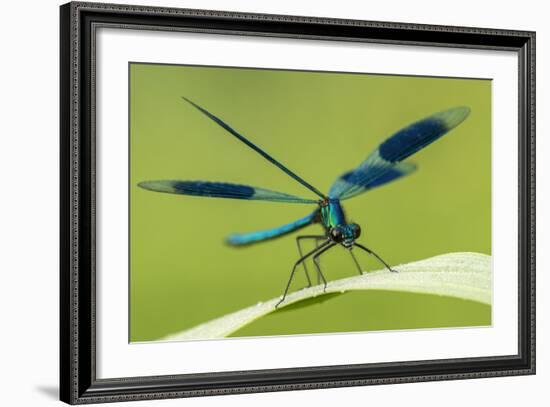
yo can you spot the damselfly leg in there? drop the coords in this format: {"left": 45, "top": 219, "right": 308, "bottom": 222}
{"left": 276, "top": 240, "right": 331, "bottom": 308}
{"left": 353, "top": 243, "right": 398, "bottom": 273}
{"left": 315, "top": 239, "right": 321, "bottom": 284}
{"left": 312, "top": 242, "right": 336, "bottom": 290}
{"left": 349, "top": 249, "right": 364, "bottom": 276}
{"left": 296, "top": 235, "right": 327, "bottom": 287}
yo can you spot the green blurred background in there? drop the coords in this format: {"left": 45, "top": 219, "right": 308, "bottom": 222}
{"left": 129, "top": 63, "right": 491, "bottom": 342}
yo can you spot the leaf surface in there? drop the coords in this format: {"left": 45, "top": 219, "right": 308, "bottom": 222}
{"left": 162, "top": 252, "right": 491, "bottom": 341}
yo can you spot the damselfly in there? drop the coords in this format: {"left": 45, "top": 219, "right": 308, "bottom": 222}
{"left": 139, "top": 98, "right": 470, "bottom": 307}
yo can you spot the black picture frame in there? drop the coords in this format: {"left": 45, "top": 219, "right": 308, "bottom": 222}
{"left": 60, "top": 1, "right": 536, "bottom": 404}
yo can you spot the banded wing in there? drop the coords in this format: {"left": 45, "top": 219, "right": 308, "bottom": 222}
{"left": 329, "top": 106, "right": 470, "bottom": 200}
{"left": 332, "top": 162, "right": 417, "bottom": 199}
{"left": 138, "top": 180, "right": 318, "bottom": 204}
{"left": 227, "top": 211, "right": 319, "bottom": 246}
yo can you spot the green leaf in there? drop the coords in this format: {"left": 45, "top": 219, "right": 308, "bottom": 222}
{"left": 161, "top": 252, "right": 491, "bottom": 341}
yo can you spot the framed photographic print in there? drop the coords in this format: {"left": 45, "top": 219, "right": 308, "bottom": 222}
{"left": 60, "top": 1, "right": 535, "bottom": 404}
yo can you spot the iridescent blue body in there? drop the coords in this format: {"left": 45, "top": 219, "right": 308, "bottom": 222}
{"left": 138, "top": 97, "right": 471, "bottom": 306}
{"left": 320, "top": 199, "right": 346, "bottom": 229}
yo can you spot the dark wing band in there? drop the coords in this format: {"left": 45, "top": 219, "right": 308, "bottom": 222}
{"left": 138, "top": 180, "right": 317, "bottom": 204}
{"left": 329, "top": 106, "right": 470, "bottom": 200}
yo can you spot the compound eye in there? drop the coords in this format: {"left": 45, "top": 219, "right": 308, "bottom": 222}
{"left": 330, "top": 228, "right": 343, "bottom": 242}
{"left": 352, "top": 224, "right": 361, "bottom": 238}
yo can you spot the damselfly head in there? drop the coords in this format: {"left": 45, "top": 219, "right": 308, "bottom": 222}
{"left": 330, "top": 223, "right": 361, "bottom": 248}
